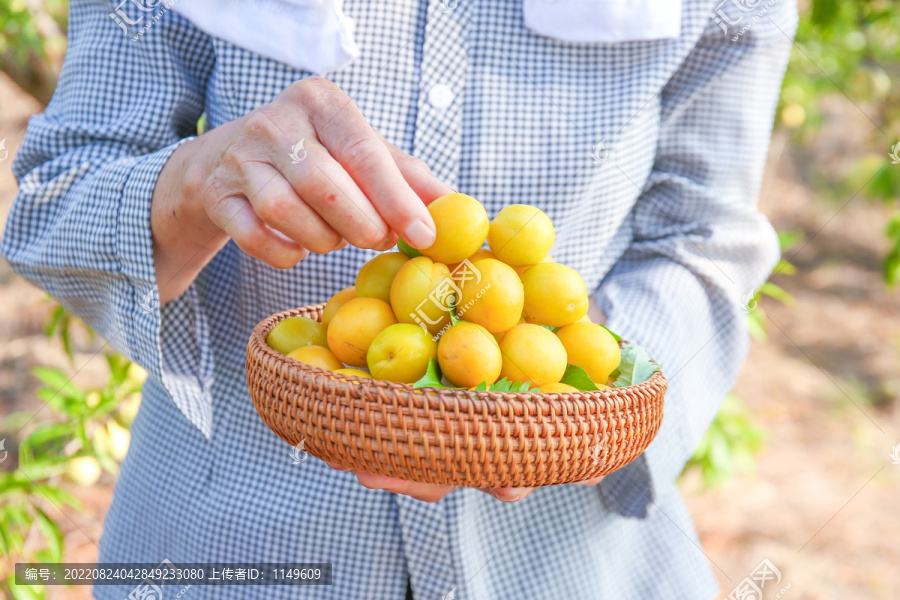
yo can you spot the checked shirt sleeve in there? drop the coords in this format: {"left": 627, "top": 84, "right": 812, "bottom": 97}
{"left": 0, "top": 0, "right": 218, "bottom": 437}
{"left": 594, "top": 1, "right": 798, "bottom": 516}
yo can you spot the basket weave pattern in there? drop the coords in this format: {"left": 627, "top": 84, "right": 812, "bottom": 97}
{"left": 247, "top": 305, "right": 666, "bottom": 488}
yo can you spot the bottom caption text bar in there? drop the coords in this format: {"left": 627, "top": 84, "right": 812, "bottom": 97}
{"left": 15, "top": 562, "right": 332, "bottom": 586}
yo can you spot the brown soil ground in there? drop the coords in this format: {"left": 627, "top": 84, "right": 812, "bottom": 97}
{"left": 1, "top": 72, "right": 898, "bottom": 600}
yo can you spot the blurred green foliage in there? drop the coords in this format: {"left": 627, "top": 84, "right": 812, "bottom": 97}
{"left": 684, "top": 393, "right": 767, "bottom": 488}
{"left": 0, "top": 306, "right": 143, "bottom": 599}
{"left": 0, "top": 0, "right": 68, "bottom": 104}
{"left": 779, "top": 0, "right": 900, "bottom": 286}
{"left": 745, "top": 230, "right": 800, "bottom": 343}
{"left": 685, "top": 0, "right": 900, "bottom": 488}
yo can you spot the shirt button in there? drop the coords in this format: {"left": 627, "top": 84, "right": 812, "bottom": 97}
{"left": 427, "top": 84, "right": 454, "bottom": 109}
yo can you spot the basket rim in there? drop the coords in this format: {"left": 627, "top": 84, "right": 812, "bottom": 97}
{"left": 248, "top": 304, "right": 666, "bottom": 405}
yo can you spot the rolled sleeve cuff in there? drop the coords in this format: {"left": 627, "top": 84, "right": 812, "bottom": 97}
{"left": 118, "top": 139, "right": 215, "bottom": 438}
{"left": 592, "top": 259, "right": 743, "bottom": 518}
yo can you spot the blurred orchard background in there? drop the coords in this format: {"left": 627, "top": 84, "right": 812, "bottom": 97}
{"left": 1, "top": 0, "right": 899, "bottom": 598}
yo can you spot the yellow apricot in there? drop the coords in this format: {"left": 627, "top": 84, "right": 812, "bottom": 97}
{"left": 334, "top": 368, "right": 373, "bottom": 379}
{"left": 437, "top": 322, "right": 502, "bottom": 387}
{"left": 327, "top": 298, "right": 397, "bottom": 367}
{"left": 540, "top": 383, "right": 580, "bottom": 394}
{"left": 497, "top": 323, "right": 567, "bottom": 387}
{"left": 520, "top": 263, "right": 589, "bottom": 327}
{"left": 322, "top": 286, "right": 355, "bottom": 328}
{"left": 488, "top": 204, "right": 555, "bottom": 267}
{"left": 367, "top": 323, "right": 438, "bottom": 383}
{"left": 267, "top": 316, "right": 328, "bottom": 354}
{"left": 390, "top": 256, "right": 452, "bottom": 335}
{"left": 458, "top": 258, "right": 524, "bottom": 333}
{"left": 420, "top": 193, "right": 489, "bottom": 264}
{"left": 286, "top": 345, "right": 344, "bottom": 371}
{"left": 355, "top": 252, "right": 409, "bottom": 303}
{"left": 556, "top": 322, "right": 621, "bottom": 383}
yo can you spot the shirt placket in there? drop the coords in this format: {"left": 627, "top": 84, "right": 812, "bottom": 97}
{"left": 412, "top": 0, "right": 470, "bottom": 189}
{"left": 397, "top": 4, "right": 470, "bottom": 598}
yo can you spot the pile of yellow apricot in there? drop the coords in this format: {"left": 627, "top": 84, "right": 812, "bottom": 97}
{"left": 266, "top": 193, "right": 621, "bottom": 393}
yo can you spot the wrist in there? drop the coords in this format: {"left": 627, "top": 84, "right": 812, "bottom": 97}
{"left": 151, "top": 136, "right": 228, "bottom": 303}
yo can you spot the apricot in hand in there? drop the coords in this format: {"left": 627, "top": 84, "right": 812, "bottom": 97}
{"left": 420, "top": 193, "right": 489, "bottom": 264}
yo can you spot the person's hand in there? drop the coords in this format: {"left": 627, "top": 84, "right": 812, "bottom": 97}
{"left": 152, "top": 76, "right": 452, "bottom": 303}
{"left": 328, "top": 463, "right": 604, "bottom": 503}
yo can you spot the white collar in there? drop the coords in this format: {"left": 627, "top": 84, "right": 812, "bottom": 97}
{"left": 174, "top": 0, "right": 360, "bottom": 74}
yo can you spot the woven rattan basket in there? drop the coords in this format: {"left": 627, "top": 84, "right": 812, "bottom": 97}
{"left": 247, "top": 304, "right": 666, "bottom": 488}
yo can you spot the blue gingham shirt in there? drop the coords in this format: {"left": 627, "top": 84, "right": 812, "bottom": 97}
{"left": 1, "top": 0, "right": 796, "bottom": 598}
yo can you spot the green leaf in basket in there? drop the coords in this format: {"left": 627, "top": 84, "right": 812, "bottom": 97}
{"left": 511, "top": 381, "right": 539, "bottom": 393}
{"left": 472, "top": 381, "right": 489, "bottom": 392}
{"left": 599, "top": 324, "right": 622, "bottom": 343}
{"left": 542, "top": 325, "right": 561, "bottom": 333}
{"left": 485, "top": 377, "right": 510, "bottom": 392}
{"left": 397, "top": 239, "right": 423, "bottom": 259}
{"left": 610, "top": 342, "right": 660, "bottom": 388}
{"left": 413, "top": 358, "right": 451, "bottom": 389}
{"left": 449, "top": 293, "right": 461, "bottom": 326}
{"left": 559, "top": 364, "right": 600, "bottom": 392}
{"left": 483, "top": 378, "right": 539, "bottom": 393}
